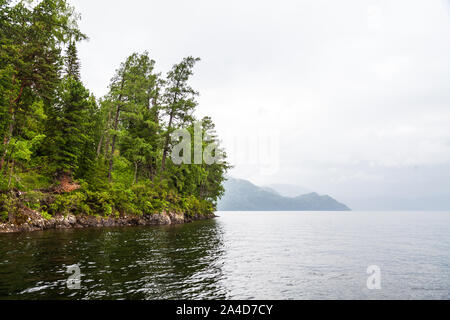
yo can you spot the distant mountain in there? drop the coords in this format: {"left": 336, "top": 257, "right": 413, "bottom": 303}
{"left": 218, "top": 178, "right": 351, "bottom": 211}
{"left": 261, "top": 186, "right": 280, "bottom": 195}
{"left": 265, "top": 183, "right": 312, "bottom": 198}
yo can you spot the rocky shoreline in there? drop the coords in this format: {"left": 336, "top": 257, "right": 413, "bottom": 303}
{"left": 0, "top": 209, "right": 216, "bottom": 234}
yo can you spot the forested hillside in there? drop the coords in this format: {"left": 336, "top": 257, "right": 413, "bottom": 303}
{"left": 0, "top": 0, "right": 229, "bottom": 223}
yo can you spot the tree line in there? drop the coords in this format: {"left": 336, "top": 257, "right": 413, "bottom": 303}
{"left": 0, "top": 0, "right": 229, "bottom": 221}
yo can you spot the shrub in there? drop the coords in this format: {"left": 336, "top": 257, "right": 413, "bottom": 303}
{"left": 111, "top": 185, "right": 138, "bottom": 216}
{"left": 47, "top": 192, "right": 87, "bottom": 216}
{"left": 83, "top": 190, "right": 114, "bottom": 216}
{"left": 23, "top": 191, "right": 44, "bottom": 210}
{"left": 0, "top": 211, "right": 7, "bottom": 222}
{"left": 40, "top": 211, "right": 52, "bottom": 220}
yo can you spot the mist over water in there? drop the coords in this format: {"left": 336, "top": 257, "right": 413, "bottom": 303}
{"left": 0, "top": 212, "right": 449, "bottom": 300}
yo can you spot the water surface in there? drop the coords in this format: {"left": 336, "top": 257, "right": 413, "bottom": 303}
{"left": 0, "top": 211, "right": 449, "bottom": 300}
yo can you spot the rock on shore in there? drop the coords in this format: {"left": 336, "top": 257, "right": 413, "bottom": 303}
{"left": 0, "top": 210, "right": 216, "bottom": 234}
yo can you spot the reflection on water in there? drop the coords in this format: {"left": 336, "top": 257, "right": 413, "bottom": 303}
{"left": 1, "top": 211, "right": 450, "bottom": 300}
{"left": 0, "top": 220, "right": 227, "bottom": 300}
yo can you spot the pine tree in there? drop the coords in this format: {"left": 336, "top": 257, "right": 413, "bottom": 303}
{"left": 51, "top": 41, "right": 91, "bottom": 178}
{"left": 106, "top": 52, "right": 162, "bottom": 182}
{"left": 65, "top": 41, "right": 81, "bottom": 80}
{"left": 0, "top": 0, "right": 86, "bottom": 174}
{"left": 161, "top": 57, "right": 200, "bottom": 172}
{"left": 0, "top": 1, "right": 229, "bottom": 220}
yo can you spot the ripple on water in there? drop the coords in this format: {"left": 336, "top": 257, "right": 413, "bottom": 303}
{"left": 0, "top": 212, "right": 449, "bottom": 299}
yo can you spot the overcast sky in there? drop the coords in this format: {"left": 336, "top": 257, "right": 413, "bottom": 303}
{"left": 70, "top": 0, "right": 450, "bottom": 210}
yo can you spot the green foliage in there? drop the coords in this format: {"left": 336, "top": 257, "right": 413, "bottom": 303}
{"left": 50, "top": 75, "right": 93, "bottom": 173}
{"left": 23, "top": 191, "right": 44, "bottom": 210}
{"left": 0, "top": 192, "right": 17, "bottom": 222}
{"left": 46, "top": 192, "right": 86, "bottom": 216}
{"left": 41, "top": 211, "right": 52, "bottom": 220}
{"left": 15, "top": 168, "right": 53, "bottom": 192}
{"left": 161, "top": 56, "right": 200, "bottom": 172}
{"left": 0, "top": 210, "right": 7, "bottom": 222}
{"left": 82, "top": 190, "right": 113, "bottom": 216}
{"left": 182, "top": 195, "right": 214, "bottom": 217}
{"left": 0, "top": 1, "right": 229, "bottom": 222}
{"left": 0, "top": 194, "right": 10, "bottom": 222}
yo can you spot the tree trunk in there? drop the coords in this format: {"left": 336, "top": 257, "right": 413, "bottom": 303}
{"left": 107, "top": 75, "right": 126, "bottom": 183}
{"left": 161, "top": 81, "right": 180, "bottom": 173}
{"left": 103, "top": 108, "right": 112, "bottom": 158}
{"left": 161, "top": 112, "right": 174, "bottom": 172}
{"left": 96, "top": 134, "right": 103, "bottom": 158}
{"left": 108, "top": 103, "right": 121, "bottom": 182}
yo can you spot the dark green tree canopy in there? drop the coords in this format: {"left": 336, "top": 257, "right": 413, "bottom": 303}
{"left": 0, "top": 1, "right": 229, "bottom": 222}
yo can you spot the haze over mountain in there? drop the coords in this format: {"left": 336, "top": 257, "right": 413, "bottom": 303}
{"left": 218, "top": 178, "right": 350, "bottom": 211}
{"left": 264, "top": 184, "right": 312, "bottom": 198}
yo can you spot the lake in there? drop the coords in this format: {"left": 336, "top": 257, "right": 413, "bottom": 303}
{"left": 0, "top": 211, "right": 449, "bottom": 300}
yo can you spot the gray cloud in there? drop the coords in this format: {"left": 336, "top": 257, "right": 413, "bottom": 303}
{"left": 71, "top": 0, "right": 450, "bottom": 210}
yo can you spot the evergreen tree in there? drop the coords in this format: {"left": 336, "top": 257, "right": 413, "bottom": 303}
{"left": 161, "top": 57, "right": 200, "bottom": 172}
{"left": 65, "top": 41, "right": 81, "bottom": 80}
{"left": 0, "top": 1, "right": 229, "bottom": 222}
{"left": 51, "top": 41, "right": 91, "bottom": 178}
{"left": 106, "top": 52, "right": 162, "bottom": 182}
{"left": 0, "top": 0, "right": 86, "bottom": 173}
{"left": 118, "top": 52, "right": 162, "bottom": 182}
